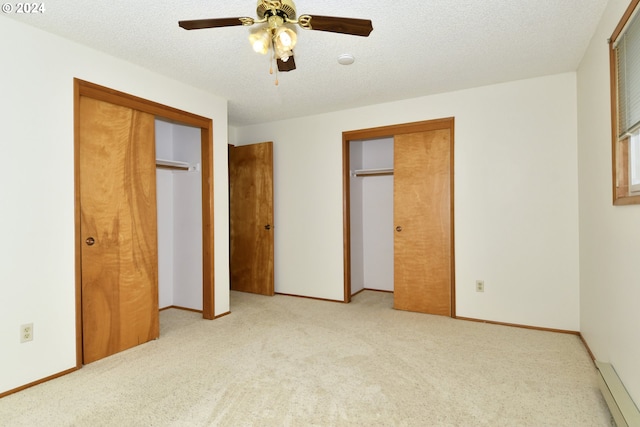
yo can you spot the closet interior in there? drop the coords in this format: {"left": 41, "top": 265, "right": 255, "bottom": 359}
{"left": 155, "top": 119, "right": 203, "bottom": 311}
{"left": 349, "top": 137, "right": 394, "bottom": 295}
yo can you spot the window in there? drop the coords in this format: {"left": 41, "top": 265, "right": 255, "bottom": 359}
{"left": 610, "top": 0, "right": 640, "bottom": 205}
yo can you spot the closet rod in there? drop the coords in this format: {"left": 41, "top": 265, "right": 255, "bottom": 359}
{"left": 156, "top": 158, "right": 192, "bottom": 171}
{"left": 156, "top": 164, "right": 189, "bottom": 171}
{"left": 353, "top": 168, "right": 394, "bottom": 177}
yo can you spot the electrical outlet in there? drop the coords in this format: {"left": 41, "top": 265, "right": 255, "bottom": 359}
{"left": 20, "top": 323, "right": 33, "bottom": 343}
{"left": 476, "top": 280, "right": 485, "bottom": 292}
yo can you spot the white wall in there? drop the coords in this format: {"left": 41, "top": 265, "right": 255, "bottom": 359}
{"left": 362, "top": 175, "right": 393, "bottom": 292}
{"left": 577, "top": 0, "right": 640, "bottom": 407}
{"left": 233, "top": 72, "right": 580, "bottom": 331}
{"left": 173, "top": 170, "right": 203, "bottom": 310}
{"left": 157, "top": 169, "right": 175, "bottom": 308}
{"left": 0, "top": 17, "right": 230, "bottom": 395}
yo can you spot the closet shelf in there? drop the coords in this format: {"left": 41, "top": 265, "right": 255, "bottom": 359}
{"left": 156, "top": 159, "right": 199, "bottom": 172}
{"left": 352, "top": 168, "right": 394, "bottom": 177}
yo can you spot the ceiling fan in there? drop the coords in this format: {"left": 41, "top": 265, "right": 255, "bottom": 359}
{"left": 179, "top": 0, "right": 373, "bottom": 81}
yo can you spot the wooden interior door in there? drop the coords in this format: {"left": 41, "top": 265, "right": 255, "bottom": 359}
{"left": 228, "top": 142, "right": 275, "bottom": 295}
{"left": 79, "top": 96, "right": 159, "bottom": 364}
{"left": 393, "top": 129, "right": 452, "bottom": 315}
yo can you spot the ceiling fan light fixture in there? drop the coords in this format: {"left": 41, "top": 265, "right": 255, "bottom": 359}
{"left": 181, "top": 0, "right": 373, "bottom": 82}
{"left": 249, "top": 29, "right": 271, "bottom": 54}
{"left": 274, "top": 43, "right": 293, "bottom": 62}
{"left": 274, "top": 26, "right": 297, "bottom": 50}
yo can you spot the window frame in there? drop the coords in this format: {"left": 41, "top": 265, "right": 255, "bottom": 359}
{"left": 630, "top": 131, "right": 640, "bottom": 193}
{"left": 610, "top": 0, "right": 640, "bottom": 205}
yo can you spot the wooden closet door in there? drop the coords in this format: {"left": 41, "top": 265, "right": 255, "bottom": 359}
{"left": 228, "top": 142, "right": 275, "bottom": 296}
{"left": 79, "top": 96, "right": 159, "bottom": 364}
{"left": 393, "top": 129, "right": 452, "bottom": 315}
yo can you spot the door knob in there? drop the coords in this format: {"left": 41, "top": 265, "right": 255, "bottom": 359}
{"left": 85, "top": 237, "right": 96, "bottom": 246}
{"left": 265, "top": 224, "right": 272, "bottom": 230}
{"left": 395, "top": 226, "right": 402, "bottom": 232}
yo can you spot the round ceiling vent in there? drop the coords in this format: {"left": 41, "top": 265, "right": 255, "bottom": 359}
{"left": 338, "top": 53, "right": 355, "bottom": 65}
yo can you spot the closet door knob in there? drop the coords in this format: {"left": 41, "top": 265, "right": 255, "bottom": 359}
{"left": 265, "top": 224, "right": 272, "bottom": 230}
{"left": 85, "top": 237, "right": 96, "bottom": 246}
{"left": 396, "top": 226, "right": 402, "bottom": 232}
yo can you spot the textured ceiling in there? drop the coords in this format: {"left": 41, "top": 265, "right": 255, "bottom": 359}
{"left": 7, "top": 1, "right": 608, "bottom": 126}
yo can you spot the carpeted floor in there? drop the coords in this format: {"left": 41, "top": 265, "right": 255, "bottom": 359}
{"left": 0, "top": 291, "right": 613, "bottom": 426}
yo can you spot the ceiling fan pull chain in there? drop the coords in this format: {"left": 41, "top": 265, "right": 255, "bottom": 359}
{"left": 269, "top": 56, "right": 279, "bottom": 85}
{"left": 269, "top": 41, "right": 275, "bottom": 76}
{"left": 268, "top": 39, "right": 278, "bottom": 86}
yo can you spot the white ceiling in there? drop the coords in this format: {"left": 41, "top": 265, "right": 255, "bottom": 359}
{"left": 8, "top": 1, "right": 608, "bottom": 126}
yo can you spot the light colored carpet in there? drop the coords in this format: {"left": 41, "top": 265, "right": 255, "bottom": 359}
{"left": 0, "top": 291, "right": 613, "bottom": 426}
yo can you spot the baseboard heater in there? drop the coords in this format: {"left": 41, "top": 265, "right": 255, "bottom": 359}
{"left": 596, "top": 361, "right": 640, "bottom": 427}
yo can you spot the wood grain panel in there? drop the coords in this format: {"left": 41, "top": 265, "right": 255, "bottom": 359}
{"left": 79, "top": 97, "right": 159, "bottom": 363}
{"left": 393, "top": 130, "right": 451, "bottom": 315}
{"left": 200, "top": 127, "right": 215, "bottom": 319}
{"left": 229, "top": 142, "right": 274, "bottom": 295}
{"left": 343, "top": 117, "right": 454, "bottom": 141}
{"left": 74, "top": 78, "right": 216, "bottom": 369}
{"left": 75, "top": 80, "right": 211, "bottom": 128}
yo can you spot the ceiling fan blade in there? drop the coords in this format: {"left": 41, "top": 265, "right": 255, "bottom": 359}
{"left": 179, "top": 17, "right": 252, "bottom": 30}
{"left": 299, "top": 15, "right": 373, "bottom": 37}
{"left": 277, "top": 55, "right": 296, "bottom": 72}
